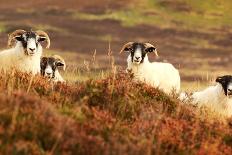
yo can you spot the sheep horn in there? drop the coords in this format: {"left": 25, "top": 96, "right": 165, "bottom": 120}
{"left": 36, "top": 30, "right": 51, "bottom": 49}
{"left": 8, "top": 29, "right": 26, "bottom": 47}
{"left": 144, "top": 43, "right": 158, "bottom": 56}
{"left": 52, "top": 55, "right": 66, "bottom": 71}
{"left": 119, "top": 42, "right": 134, "bottom": 54}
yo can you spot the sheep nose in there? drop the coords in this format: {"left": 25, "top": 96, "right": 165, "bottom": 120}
{"left": 227, "top": 88, "right": 232, "bottom": 96}
{"left": 45, "top": 72, "right": 52, "bottom": 77}
{"left": 135, "top": 56, "right": 140, "bottom": 60}
{"left": 29, "top": 48, "right": 35, "bottom": 52}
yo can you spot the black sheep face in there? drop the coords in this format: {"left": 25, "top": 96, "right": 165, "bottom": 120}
{"left": 216, "top": 75, "right": 232, "bottom": 96}
{"left": 40, "top": 57, "right": 64, "bottom": 79}
{"left": 15, "top": 31, "right": 46, "bottom": 56}
{"left": 121, "top": 42, "right": 157, "bottom": 65}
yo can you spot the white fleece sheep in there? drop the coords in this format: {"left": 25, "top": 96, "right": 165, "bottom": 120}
{"left": 121, "top": 42, "right": 180, "bottom": 94}
{"left": 0, "top": 30, "right": 50, "bottom": 75}
{"left": 187, "top": 75, "right": 232, "bottom": 117}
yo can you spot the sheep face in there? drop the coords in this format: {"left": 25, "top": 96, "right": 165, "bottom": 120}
{"left": 14, "top": 31, "right": 46, "bottom": 56}
{"left": 216, "top": 75, "right": 232, "bottom": 96}
{"left": 8, "top": 30, "right": 50, "bottom": 56}
{"left": 120, "top": 42, "right": 157, "bottom": 65}
{"left": 40, "top": 57, "right": 65, "bottom": 79}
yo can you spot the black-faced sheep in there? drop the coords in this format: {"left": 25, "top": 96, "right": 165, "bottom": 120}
{"left": 190, "top": 75, "right": 232, "bottom": 117}
{"left": 120, "top": 42, "right": 180, "bottom": 94}
{"left": 0, "top": 29, "right": 50, "bottom": 74}
{"left": 40, "top": 55, "right": 66, "bottom": 82}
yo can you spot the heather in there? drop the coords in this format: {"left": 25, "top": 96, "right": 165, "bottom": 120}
{"left": 0, "top": 71, "right": 231, "bottom": 155}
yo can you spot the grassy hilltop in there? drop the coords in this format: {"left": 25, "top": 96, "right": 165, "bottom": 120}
{"left": 0, "top": 0, "right": 232, "bottom": 154}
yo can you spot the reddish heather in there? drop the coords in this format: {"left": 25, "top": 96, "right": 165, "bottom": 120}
{"left": 0, "top": 71, "right": 231, "bottom": 154}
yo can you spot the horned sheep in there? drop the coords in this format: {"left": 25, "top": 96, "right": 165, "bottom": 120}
{"left": 0, "top": 29, "right": 50, "bottom": 75}
{"left": 120, "top": 42, "right": 181, "bottom": 94}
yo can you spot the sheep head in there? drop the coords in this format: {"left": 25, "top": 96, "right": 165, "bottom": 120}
{"left": 120, "top": 42, "right": 158, "bottom": 65}
{"left": 40, "top": 55, "right": 66, "bottom": 79}
{"left": 8, "top": 29, "right": 51, "bottom": 56}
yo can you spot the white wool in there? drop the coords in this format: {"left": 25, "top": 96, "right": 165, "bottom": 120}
{"left": 0, "top": 42, "right": 42, "bottom": 75}
{"left": 191, "top": 84, "right": 232, "bottom": 117}
{"left": 127, "top": 54, "right": 180, "bottom": 94}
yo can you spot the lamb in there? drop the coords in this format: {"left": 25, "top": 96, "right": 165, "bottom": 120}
{"left": 0, "top": 29, "right": 50, "bottom": 75}
{"left": 120, "top": 42, "right": 181, "bottom": 94}
{"left": 186, "top": 75, "right": 232, "bottom": 117}
{"left": 40, "top": 55, "right": 66, "bottom": 82}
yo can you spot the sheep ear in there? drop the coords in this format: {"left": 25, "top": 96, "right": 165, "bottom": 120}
{"left": 56, "top": 61, "right": 66, "bottom": 71}
{"left": 146, "top": 47, "right": 156, "bottom": 52}
{"left": 119, "top": 42, "right": 134, "bottom": 53}
{"left": 15, "top": 36, "right": 23, "bottom": 41}
{"left": 216, "top": 76, "right": 224, "bottom": 84}
{"left": 38, "top": 36, "right": 46, "bottom": 42}
{"left": 144, "top": 43, "right": 158, "bottom": 56}
{"left": 216, "top": 76, "right": 228, "bottom": 96}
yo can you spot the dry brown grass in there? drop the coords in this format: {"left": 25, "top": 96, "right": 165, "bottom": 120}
{"left": 0, "top": 70, "right": 231, "bottom": 154}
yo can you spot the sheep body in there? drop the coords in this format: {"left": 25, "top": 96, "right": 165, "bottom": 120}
{"left": 191, "top": 84, "right": 232, "bottom": 117}
{"left": 0, "top": 30, "right": 50, "bottom": 75}
{"left": 127, "top": 54, "right": 180, "bottom": 94}
{"left": 0, "top": 42, "right": 42, "bottom": 74}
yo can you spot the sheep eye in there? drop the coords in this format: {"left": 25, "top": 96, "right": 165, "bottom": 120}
{"left": 125, "top": 47, "right": 133, "bottom": 52}
{"left": 38, "top": 37, "right": 46, "bottom": 42}
{"left": 15, "top": 36, "right": 23, "bottom": 41}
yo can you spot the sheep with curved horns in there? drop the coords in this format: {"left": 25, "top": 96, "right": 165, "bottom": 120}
{"left": 184, "top": 75, "right": 232, "bottom": 117}
{"left": 120, "top": 42, "right": 181, "bottom": 94}
{"left": 40, "top": 55, "right": 66, "bottom": 82}
{"left": 0, "top": 29, "right": 50, "bottom": 75}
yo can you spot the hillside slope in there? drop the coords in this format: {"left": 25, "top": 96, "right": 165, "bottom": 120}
{"left": 0, "top": 71, "right": 231, "bottom": 154}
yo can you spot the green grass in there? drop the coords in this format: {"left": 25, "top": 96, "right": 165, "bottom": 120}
{"left": 72, "top": 0, "right": 232, "bottom": 32}
{"left": 72, "top": 10, "right": 152, "bottom": 27}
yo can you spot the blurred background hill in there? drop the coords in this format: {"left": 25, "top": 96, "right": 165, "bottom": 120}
{"left": 0, "top": 0, "right": 232, "bottom": 89}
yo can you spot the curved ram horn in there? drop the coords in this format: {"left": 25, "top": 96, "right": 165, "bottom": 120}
{"left": 8, "top": 29, "right": 26, "bottom": 47}
{"left": 36, "top": 30, "right": 51, "bottom": 49}
{"left": 119, "top": 42, "right": 134, "bottom": 54}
